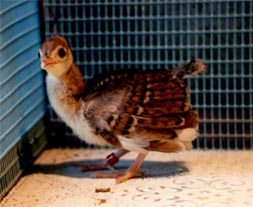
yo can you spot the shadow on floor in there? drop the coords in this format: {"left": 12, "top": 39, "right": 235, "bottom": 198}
{"left": 25, "top": 159, "right": 189, "bottom": 179}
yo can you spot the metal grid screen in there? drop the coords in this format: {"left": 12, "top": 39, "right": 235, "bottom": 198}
{"left": 43, "top": 0, "right": 253, "bottom": 149}
{"left": 0, "top": 0, "right": 46, "bottom": 197}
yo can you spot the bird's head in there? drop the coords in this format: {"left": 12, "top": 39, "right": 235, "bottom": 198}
{"left": 38, "top": 35, "right": 73, "bottom": 78}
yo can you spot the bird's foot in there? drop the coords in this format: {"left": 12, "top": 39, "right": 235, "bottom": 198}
{"left": 81, "top": 160, "right": 111, "bottom": 172}
{"left": 70, "top": 152, "right": 122, "bottom": 172}
{"left": 69, "top": 160, "right": 109, "bottom": 171}
{"left": 91, "top": 170, "right": 146, "bottom": 183}
{"left": 116, "top": 152, "right": 148, "bottom": 183}
{"left": 91, "top": 170, "right": 125, "bottom": 178}
{"left": 116, "top": 170, "right": 147, "bottom": 184}
{"left": 88, "top": 151, "right": 148, "bottom": 184}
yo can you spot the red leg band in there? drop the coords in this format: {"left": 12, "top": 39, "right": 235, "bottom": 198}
{"left": 106, "top": 153, "right": 119, "bottom": 166}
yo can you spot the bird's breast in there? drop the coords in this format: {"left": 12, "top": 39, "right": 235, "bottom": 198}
{"left": 46, "top": 75, "right": 109, "bottom": 146}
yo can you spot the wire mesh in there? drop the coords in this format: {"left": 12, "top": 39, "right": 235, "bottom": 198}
{"left": 43, "top": 0, "right": 253, "bottom": 149}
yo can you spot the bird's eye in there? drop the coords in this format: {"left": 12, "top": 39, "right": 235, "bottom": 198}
{"left": 58, "top": 48, "right": 66, "bottom": 58}
{"left": 38, "top": 52, "right": 41, "bottom": 58}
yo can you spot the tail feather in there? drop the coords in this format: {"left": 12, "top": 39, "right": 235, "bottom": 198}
{"left": 174, "top": 59, "right": 207, "bottom": 79}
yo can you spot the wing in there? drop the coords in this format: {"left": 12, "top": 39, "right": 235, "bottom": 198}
{"left": 111, "top": 71, "right": 198, "bottom": 134}
{"left": 84, "top": 60, "right": 204, "bottom": 150}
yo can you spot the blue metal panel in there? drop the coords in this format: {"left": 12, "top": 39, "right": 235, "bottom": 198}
{"left": 0, "top": 1, "right": 46, "bottom": 158}
{"left": 43, "top": 0, "right": 253, "bottom": 149}
{"left": 0, "top": 0, "right": 47, "bottom": 198}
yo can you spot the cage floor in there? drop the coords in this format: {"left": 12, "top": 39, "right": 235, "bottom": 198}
{"left": 1, "top": 149, "right": 253, "bottom": 207}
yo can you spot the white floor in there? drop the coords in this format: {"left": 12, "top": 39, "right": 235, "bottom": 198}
{"left": 1, "top": 149, "right": 253, "bottom": 207}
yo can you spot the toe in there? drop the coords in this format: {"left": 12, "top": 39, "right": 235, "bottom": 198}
{"left": 91, "top": 171, "right": 124, "bottom": 178}
{"left": 116, "top": 172, "right": 133, "bottom": 184}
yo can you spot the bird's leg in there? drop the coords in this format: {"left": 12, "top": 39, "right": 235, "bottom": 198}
{"left": 80, "top": 148, "right": 129, "bottom": 172}
{"left": 91, "top": 151, "right": 148, "bottom": 184}
{"left": 116, "top": 151, "right": 148, "bottom": 184}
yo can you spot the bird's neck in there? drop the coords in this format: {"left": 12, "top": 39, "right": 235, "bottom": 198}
{"left": 60, "top": 64, "right": 86, "bottom": 98}
{"left": 46, "top": 64, "right": 86, "bottom": 115}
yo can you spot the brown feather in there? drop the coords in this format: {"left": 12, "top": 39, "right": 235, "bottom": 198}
{"left": 83, "top": 61, "right": 202, "bottom": 142}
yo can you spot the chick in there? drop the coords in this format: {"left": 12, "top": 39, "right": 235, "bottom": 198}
{"left": 39, "top": 35, "right": 206, "bottom": 183}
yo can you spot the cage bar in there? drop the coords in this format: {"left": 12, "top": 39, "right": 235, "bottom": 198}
{"left": 42, "top": 0, "right": 252, "bottom": 149}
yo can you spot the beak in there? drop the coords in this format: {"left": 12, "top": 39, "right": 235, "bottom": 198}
{"left": 41, "top": 57, "right": 55, "bottom": 70}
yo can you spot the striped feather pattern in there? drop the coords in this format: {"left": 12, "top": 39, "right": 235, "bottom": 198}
{"left": 84, "top": 59, "right": 206, "bottom": 152}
